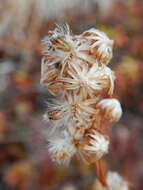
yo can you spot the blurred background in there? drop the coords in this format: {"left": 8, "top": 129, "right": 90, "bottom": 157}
{"left": 0, "top": 0, "right": 143, "bottom": 189}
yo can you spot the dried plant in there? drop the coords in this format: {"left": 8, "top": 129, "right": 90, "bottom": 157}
{"left": 40, "top": 24, "right": 127, "bottom": 188}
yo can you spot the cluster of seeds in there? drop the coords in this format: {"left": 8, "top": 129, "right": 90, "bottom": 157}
{"left": 41, "top": 24, "right": 122, "bottom": 165}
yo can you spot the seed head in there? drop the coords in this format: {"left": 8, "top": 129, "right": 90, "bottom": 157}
{"left": 48, "top": 130, "right": 77, "bottom": 165}
{"left": 41, "top": 24, "right": 122, "bottom": 165}
{"left": 97, "top": 98, "right": 122, "bottom": 122}
{"left": 79, "top": 130, "right": 109, "bottom": 163}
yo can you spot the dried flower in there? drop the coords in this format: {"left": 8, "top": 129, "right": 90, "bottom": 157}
{"left": 97, "top": 98, "right": 122, "bottom": 122}
{"left": 42, "top": 24, "right": 80, "bottom": 75}
{"left": 79, "top": 130, "right": 109, "bottom": 162}
{"left": 48, "top": 130, "right": 77, "bottom": 165}
{"left": 80, "top": 28, "right": 114, "bottom": 64}
{"left": 45, "top": 93, "right": 98, "bottom": 129}
{"left": 58, "top": 63, "right": 115, "bottom": 98}
{"left": 41, "top": 24, "right": 122, "bottom": 166}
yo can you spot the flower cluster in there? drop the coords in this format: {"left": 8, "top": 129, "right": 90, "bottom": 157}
{"left": 41, "top": 24, "right": 122, "bottom": 164}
